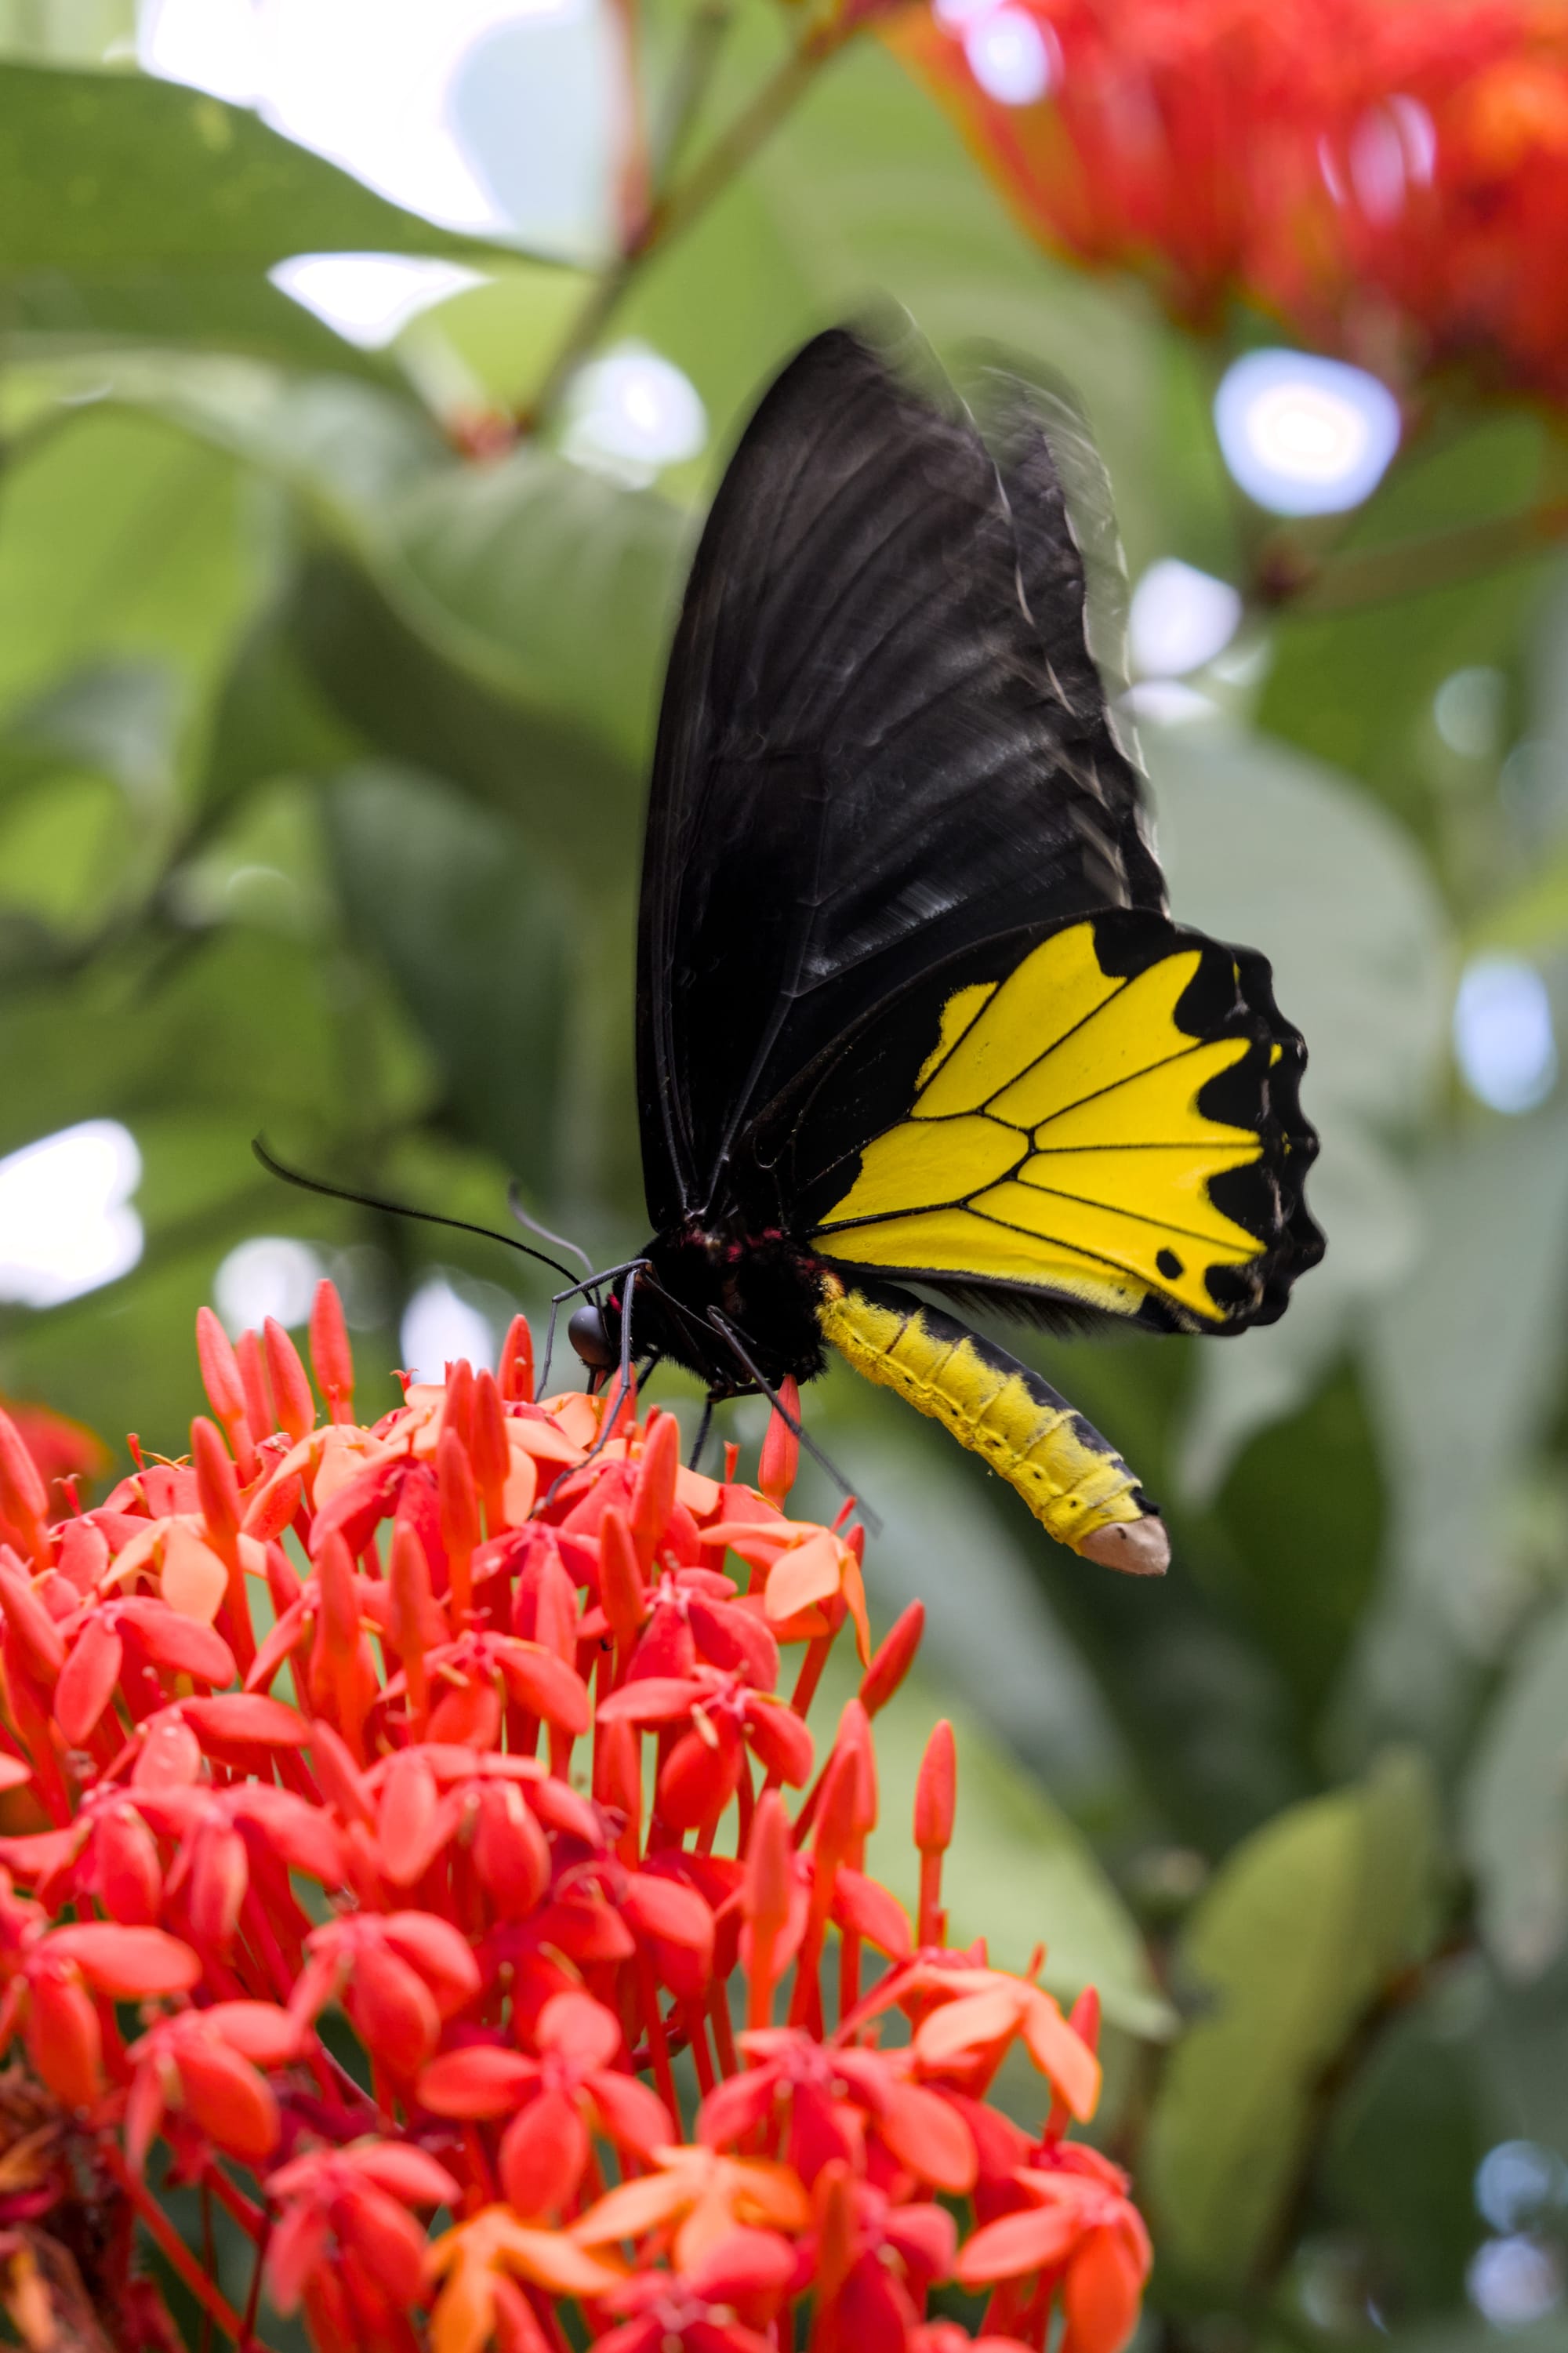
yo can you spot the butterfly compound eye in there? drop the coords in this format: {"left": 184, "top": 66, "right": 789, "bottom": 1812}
{"left": 568, "top": 1303, "right": 617, "bottom": 1371}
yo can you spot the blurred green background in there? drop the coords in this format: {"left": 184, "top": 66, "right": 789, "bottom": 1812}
{"left": 5, "top": 3, "right": 1568, "bottom": 2347}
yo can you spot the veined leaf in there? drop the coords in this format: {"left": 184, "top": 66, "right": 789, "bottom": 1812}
{"left": 1145, "top": 1750, "right": 1439, "bottom": 2289}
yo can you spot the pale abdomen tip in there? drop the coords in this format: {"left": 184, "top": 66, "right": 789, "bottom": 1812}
{"left": 1077, "top": 1516, "right": 1171, "bottom": 1576}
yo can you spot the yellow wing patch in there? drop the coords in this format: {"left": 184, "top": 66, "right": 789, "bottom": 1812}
{"left": 814, "top": 921, "right": 1267, "bottom": 1325}
{"left": 914, "top": 982, "right": 996, "bottom": 1090}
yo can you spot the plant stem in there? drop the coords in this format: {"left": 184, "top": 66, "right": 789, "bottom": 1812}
{"left": 524, "top": 19, "right": 849, "bottom": 432}
{"left": 1261, "top": 496, "right": 1568, "bottom": 615}
{"left": 106, "top": 2148, "right": 260, "bottom": 2351}
{"left": 651, "top": 0, "right": 735, "bottom": 186}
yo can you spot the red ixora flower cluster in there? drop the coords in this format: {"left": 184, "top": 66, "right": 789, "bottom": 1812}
{"left": 889, "top": 0, "right": 1568, "bottom": 405}
{"left": 0, "top": 1286, "right": 1149, "bottom": 2353}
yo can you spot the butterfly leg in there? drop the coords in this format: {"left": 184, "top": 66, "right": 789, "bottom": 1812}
{"left": 688, "top": 1395, "right": 716, "bottom": 1472}
{"left": 705, "top": 1307, "right": 881, "bottom": 1534}
{"left": 537, "top": 1264, "right": 649, "bottom": 1513}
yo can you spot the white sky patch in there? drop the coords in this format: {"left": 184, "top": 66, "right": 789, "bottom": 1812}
{"left": 139, "top": 0, "right": 615, "bottom": 250}
{"left": 270, "top": 254, "right": 487, "bottom": 348}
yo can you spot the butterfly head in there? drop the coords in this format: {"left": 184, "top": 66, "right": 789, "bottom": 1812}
{"left": 567, "top": 1302, "right": 618, "bottom": 1372}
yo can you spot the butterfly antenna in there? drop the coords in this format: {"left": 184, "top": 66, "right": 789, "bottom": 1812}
{"left": 506, "top": 1182, "right": 595, "bottom": 1276}
{"left": 251, "top": 1138, "right": 579, "bottom": 1286}
{"left": 706, "top": 1305, "right": 881, "bottom": 1536}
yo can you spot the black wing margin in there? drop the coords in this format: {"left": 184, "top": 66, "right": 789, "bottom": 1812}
{"left": 635, "top": 325, "right": 1167, "bottom": 1234}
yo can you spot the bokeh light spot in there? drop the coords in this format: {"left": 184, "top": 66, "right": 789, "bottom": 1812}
{"left": 1468, "top": 2235, "right": 1563, "bottom": 2329}
{"left": 214, "top": 1237, "right": 326, "bottom": 1335}
{"left": 564, "top": 344, "right": 708, "bottom": 484}
{"left": 1475, "top": 2141, "right": 1568, "bottom": 2235}
{"left": 1129, "top": 558, "right": 1242, "bottom": 678}
{"left": 401, "top": 1274, "right": 497, "bottom": 1379}
{"left": 1214, "top": 350, "right": 1401, "bottom": 515}
{"left": 1454, "top": 957, "right": 1558, "bottom": 1114}
{"left": 0, "top": 1122, "right": 143, "bottom": 1308}
{"left": 1434, "top": 665, "right": 1507, "bottom": 759}
{"left": 962, "top": 9, "right": 1057, "bottom": 105}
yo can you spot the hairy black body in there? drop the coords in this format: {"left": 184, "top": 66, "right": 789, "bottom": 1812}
{"left": 610, "top": 1222, "right": 830, "bottom": 1395}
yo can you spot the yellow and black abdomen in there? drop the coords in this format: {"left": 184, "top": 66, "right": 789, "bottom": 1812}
{"left": 816, "top": 1275, "right": 1169, "bottom": 1574}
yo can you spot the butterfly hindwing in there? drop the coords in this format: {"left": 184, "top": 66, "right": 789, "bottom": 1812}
{"left": 809, "top": 910, "right": 1318, "bottom": 1333}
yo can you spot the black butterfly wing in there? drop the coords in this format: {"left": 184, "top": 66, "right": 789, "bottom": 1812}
{"left": 635, "top": 325, "right": 1163, "bottom": 1236}
{"left": 637, "top": 326, "right": 1322, "bottom": 1337}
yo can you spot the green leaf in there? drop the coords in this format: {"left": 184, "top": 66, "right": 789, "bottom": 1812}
{"left": 1321, "top": 1974, "right": 1493, "bottom": 2311}
{"left": 386, "top": 443, "right": 687, "bottom": 776}
{"left": 1462, "top": 1594, "right": 1568, "bottom": 1983}
{"left": 1256, "top": 411, "right": 1548, "bottom": 846}
{"left": 1144, "top": 1750, "right": 1440, "bottom": 2289}
{"left": 283, "top": 546, "right": 647, "bottom": 902}
{"left": 0, "top": 63, "right": 514, "bottom": 268}
{"left": 1463, "top": 843, "right": 1568, "bottom": 958}
{"left": 1149, "top": 722, "right": 1451, "bottom": 1498}
{"left": 322, "top": 764, "right": 574, "bottom": 1200}
{"left": 1346, "top": 1106, "right": 1568, "bottom": 1753}
{"left": 41, "top": 353, "right": 686, "bottom": 873}
{"left": 993, "top": 1323, "right": 1319, "bottom": 1856}
{"left": 0, "top": 403, "right": 261, "bottom": 723}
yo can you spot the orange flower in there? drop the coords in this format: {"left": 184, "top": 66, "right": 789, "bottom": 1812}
{"left": 573, "top": 2144, "right": 812, "bottom": 2271}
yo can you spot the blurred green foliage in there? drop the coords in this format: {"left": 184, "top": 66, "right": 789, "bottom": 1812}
{"left": 3, "top": 14, "right": 1568, "bottom": 2351}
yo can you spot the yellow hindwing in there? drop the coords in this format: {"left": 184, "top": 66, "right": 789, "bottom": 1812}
{"left": 815, "top": 921, "right": 1265, "bottom": 1324}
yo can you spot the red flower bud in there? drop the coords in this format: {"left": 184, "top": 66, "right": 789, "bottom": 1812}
{"left": 600, "top": 1506, "right": 648, "bottom": 1657}
{"left": 437, "top": 1429, "right": 479, "bottom": 1623}
{"left": 630, "top": 1410, "right": 680, "bottom": 1570}
{"left": 914, "top": 1718, "right": 956, "bottom": 1857}
{"left": 470, "top": 1369, "right": 510, "bottom": 1532}
{"left": 263, "top": 1319, "right": 315, "bottom": 1445}
{"left": 444, "top": 1357, "right": 476, "bottom": 1453}
{"left": 309, "top": 1280, "right": 355, "bottom": 1423}
{"left": 196, "top": 1307, "right": 258, "bottom": 1482}
{"left": 499, "top": 1313, "right": 534, "bottom": 1403}
{"left": 0, "top": 1409, "right": 49, "bottom": 1566}
{"left": 859, "top": 1600, "right": 924, "bottom": 1716}
{"left": 757, "top": 1378, "right": 801, "bottom": 1510}
{"left": 234, "top": 1327, "right": 274, "bottom": 1440}
{"left": 191, "top": 1417, "right": 241, "bottom": 1565}
{"left": 743, "top": 1788, "right": 794, "bottom": 2030}
{"left": 27, "top": 1963, "right": 102, "bottom": 2108}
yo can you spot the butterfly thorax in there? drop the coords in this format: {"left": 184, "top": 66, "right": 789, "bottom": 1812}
{"left": 630, "top": 1218, "right": 830, "bottom": 1393}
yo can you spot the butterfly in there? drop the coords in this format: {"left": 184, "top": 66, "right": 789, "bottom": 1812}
{"left": 574, "top": 325, "right": 1323, "bottom": 1574}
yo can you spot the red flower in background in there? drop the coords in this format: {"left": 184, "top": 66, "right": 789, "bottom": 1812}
{"left": 887, "top": 0, "right": 1568, "bottom": 402}
{"left": 0, "top": 1292, "right": 1145, "bottom": 2353}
